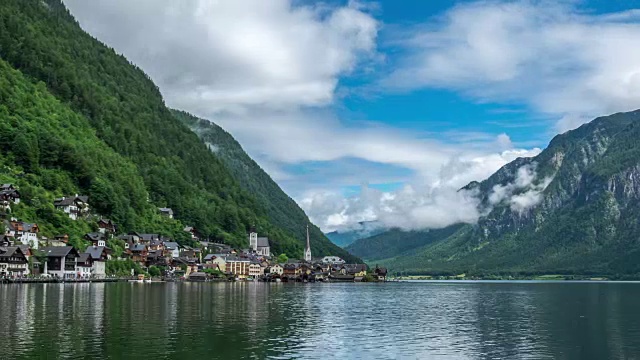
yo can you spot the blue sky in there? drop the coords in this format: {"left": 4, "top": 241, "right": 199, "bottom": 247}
{"left": 65, "top": 0, "right": 640, "bottom": 231}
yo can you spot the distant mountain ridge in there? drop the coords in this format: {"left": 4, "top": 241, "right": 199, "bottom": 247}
{"left": 347, "top": 110, "right": 640, "bottom": 277}
{"left": 325, "top": 221, "right": 386, "bottom": 247}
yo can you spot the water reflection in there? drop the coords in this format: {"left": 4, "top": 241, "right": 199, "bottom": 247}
{"left": 1, "top": 282, "right": 640, "bottom": 359}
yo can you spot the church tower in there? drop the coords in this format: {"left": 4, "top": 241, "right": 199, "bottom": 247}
{"left": 304, "top": 224, "right": 312, "bottom": 262}
{"left": 249, "top": 226, "right": 258, "bottom": 252}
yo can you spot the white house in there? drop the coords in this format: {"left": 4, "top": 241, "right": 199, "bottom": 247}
{"left": 42, "top": 246, "right": 79, "bottom": 279}
{"left": 54, "top": 195, "right": 89, "bottom": 220}
{"left": 5, "top": 220, "right": 39, "bottom": 250}
{"left": 269, "top": 264, "right": 284, "bottom": 275}
{"left": 163, "top": 241, "right": 180, "bottom": 258}
{"left": 84, "top": 245, "right": 109, "bottom": 279}
{"left": 321, "top": 256, "right": 345, "bottom": 265}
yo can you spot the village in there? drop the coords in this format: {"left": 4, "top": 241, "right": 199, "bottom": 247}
{"left": 0, "top": 184, "right": 387, "bottom": 283}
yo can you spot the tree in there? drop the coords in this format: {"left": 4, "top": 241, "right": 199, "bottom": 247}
{"left": 277, "top": 253, "right": 288, "bottom": 264}
{"left": 148, "top": 265, "right": 161, "bottom": 277}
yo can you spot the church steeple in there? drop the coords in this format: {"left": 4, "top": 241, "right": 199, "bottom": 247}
{"left": 304, "top": 224, "right": 312, "bottom": 262}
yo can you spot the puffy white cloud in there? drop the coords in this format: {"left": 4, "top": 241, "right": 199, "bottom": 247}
{"left": 384, "top": 1, "right": 640, "bottom": 132}
{"left": 301, "top": 148, "right": 542, "bottom": 232}
{"left": 488, "top": 163, "right": 554, "bottom": 214}
{"left": 64, "top": 0, "right": 378, "bottom": 112}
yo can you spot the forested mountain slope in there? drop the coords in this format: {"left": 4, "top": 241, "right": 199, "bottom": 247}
{"left": 0, "top": 0, "right": 359, "bottom": 260}
{"left": 173, "top": 111, "right": 361, "bottom": 262}
{"left": 350, "top": 110, "right": 640, "bottom": 277}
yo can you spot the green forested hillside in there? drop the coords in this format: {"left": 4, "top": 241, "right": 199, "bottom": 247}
{"left": 0, "top": 0, "right": 358, "bottom": 259}
{"left": 352, "top": 110, "right": 640, "bottom": 278}
{"left": 173, "top": 110, "right": 362, "bottom": 263}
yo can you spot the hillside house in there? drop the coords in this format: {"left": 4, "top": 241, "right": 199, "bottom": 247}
{"left": 163, "top": 241, "right": 180, "bottom": 258}
{"left": 97, "top": 219, "right": 117, "bottom": 235}
{"left": 0, "top": 246, "right": 28, "bottom": 277}
{"left": 54, "top": 195, "right": 89, "bottom": 220}
{"left": 6, "top": 220, "right": 39, "bottom": 249}
{"left": 84, "top": 232, "right": 106, "bottom": 247}
{"left": 49, "top": 234, "right": 69, "bottom": 247}
{"left": 0, "top": 184, "right": 20, "bottom": 211}
{"left": 158, "top": 208, "right": 173, "bottom": 219}
{"left": 184, "top": 226, "right": 199, "bottom": 241}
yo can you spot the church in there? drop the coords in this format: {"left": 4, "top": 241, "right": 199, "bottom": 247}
{"left": 248, "top": 227, "right": 270, "bottom": 257}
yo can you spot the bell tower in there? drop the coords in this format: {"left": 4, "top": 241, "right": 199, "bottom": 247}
{"left": 304, "top": 224, "right": 312, "bottom": 262}
{"left": 249, "top": 226, "right": 258, "bottom": 251}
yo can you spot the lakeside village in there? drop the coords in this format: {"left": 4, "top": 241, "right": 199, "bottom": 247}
{"left": 0, "top": 184, "right": 387, "bottom": 283}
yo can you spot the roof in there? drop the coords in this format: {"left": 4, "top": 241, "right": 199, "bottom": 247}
{"left": 42, "top": 246, "right": 78, "bottom": 258}
{"left": 344, "top": 264, "right": 367, "bottom": 273}
{"left": 0, "top": 246, "right": 24, "bottom": 259}
{"left": 54, "top": 195, "right": 88, "bottom": 207}
{"left": 77, "top": 253, "right": 91, "bottom": 264}
{"left": 158, "top": 207, "right": 173, "bottom": 214}
{"left": 85, "top": 232, "right": 105, "bottom": 242}
{"left": 139, "top": 234, "right": 159, "bottom": 242}
{"left": 204, "top": 254, "right": 216, "bottom": 261}
{"left": 184, "top": 226, "right": 194, "bottom": 232}
{"left": 130, "top": 244, "right": 146, "bottom": 252}
{"left": 257, "top": 237, "right": 270, "bottom": 248}
{"left": 85, "top": 246, "right": 107, "bottom": 260}
{"left": 225, "top": 255, "right": 249, "bottom": 262}
{"left": 164, "top": 242, "right": 179, "bottom": 250}
{"left": 16, "top": 244, "right": 30, "bottom": 255}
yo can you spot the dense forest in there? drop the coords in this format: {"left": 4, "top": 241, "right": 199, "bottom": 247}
{"left": 0, "top": 0, "right": 361, "bottom": 261}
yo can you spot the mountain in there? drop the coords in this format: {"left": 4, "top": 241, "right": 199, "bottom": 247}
{"left": 349, "top": 110, "right": 640, "bottom": 277}
{"left": 0, "top": 0, "right": 360, "bottom": 261}
{"left": 325, "top": 221, "right": 387, "bottom": 247}
{"left": 172, "top": 110, "right": 362, "bottom": 263}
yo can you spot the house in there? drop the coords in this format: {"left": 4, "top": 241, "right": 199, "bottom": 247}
{"left": 148, "top": 239, "right": 164, "bottom": 252}
{"left": 225, "top": 255, "right": 250, "bottom": 278}
{"left": 343, "top": 264, "right": 367, "bottom": 277}
{"left": 76, "top": 253, "right": 93, "bottom": 278}
{"left": 184, "top": 226, "right": 199, "bottom": 241}
{"left": 268, "top": 264, "right": 284, "bottom": 276}
{"left": 6, "top": 220, "right": 39, "bottom": 249}
{"left": 0, "top": 246, "right": 29, "bottom": 277}
{"left": 84, "top": 232, "right": 106, "bottom": 247}
{"left": 129, "top": 244, "right": 148, "bottom": 265}
{"left": 203, "top": 254, "right": 226, "bottom": 272}
{"left": 374, "top": 265, "right": 387, "bottom": 281}
{"left": 158, "top": 207, "right": 173, "bottom": 219}
{"left": 97, "top": 219, "right": 117, "bottom": 235}
{"left": 283, "top": 263, "right": 302, "bottom": 278}
{"left": 0, "top": 235, "right": 13, "bottom": 247}
{"left": 248, "top": 227, "right": 270, "bottom": 257}
{"left": 146, "top": 250, "right": 167, "bottom": 267}
{"left": 42, "top": 246, "right": 79, "bottom": 279}
{"left": 54, "top": 195, "right": 89, "bottom": 220}
{"left": 139, "top": 234, "right": 160, "bottom": 244}
{"left": 85, "top": 245, "right": 110, "bottom": 279}
{"left": 248, "top": 260, "right": 263, "bottom": 278}
{"left": 0, "top": 185, "right": 20, "bottom": 211}
{"left": 49, "top": 234, "right": 69, "bottom": 247}
{"left": 321, "top": 256, "right": 345, "bottom": 265}
{"left": 163, "top": 241, "right": 180, "bottom": 258}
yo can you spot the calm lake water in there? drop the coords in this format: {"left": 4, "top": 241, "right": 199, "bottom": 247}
{"left": 1, "top": 281, "right": 640, "bottom": 359}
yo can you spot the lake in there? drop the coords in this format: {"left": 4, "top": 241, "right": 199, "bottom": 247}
{"left": 1, "top": 281, "right": 640, "bottom": 359}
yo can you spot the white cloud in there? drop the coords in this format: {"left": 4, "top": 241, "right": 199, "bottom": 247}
{"left": 64, "top": 0, "right": 377, "bottom": 113}
{"left": 384, "top": 1, "right": 640, "bottom": 133}
{"left": 301, "top": 148, "right": 542, "bottom": 232}
{"left": 488, "top": 163, "right": 554, "bottom": 214}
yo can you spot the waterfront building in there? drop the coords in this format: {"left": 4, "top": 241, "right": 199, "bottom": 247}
{"left": 42, "top": 246, "right": 80, "bottom": 279}
{"left": 85, "top": 245, "right": 110, "bottom": 279}
{"left": 0, "top": 246, "right": 28, "bottom": 277}
{"left": 225, "top": 255, "right": 250, "bottom": 278}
